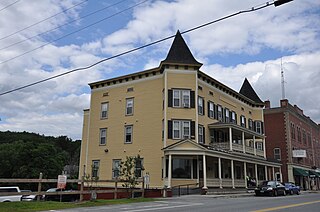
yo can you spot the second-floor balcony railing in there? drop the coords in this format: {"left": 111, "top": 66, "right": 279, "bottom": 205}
{"left": 209, "top": 142, "right": 264, "bottom": 157}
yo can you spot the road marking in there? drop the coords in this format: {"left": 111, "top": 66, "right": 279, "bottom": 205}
{"left": 252, "top": 199, "right": 320, "bottom": 212}
{"left": 121, "top": 202, "right": 203, "bottom": 212}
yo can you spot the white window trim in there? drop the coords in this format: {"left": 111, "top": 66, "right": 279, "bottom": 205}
{"left": 209, "top": 102, "right": 214, "bottom": 118}
{"left": 198, "top": 125, "right": 204, "bottom": 144}
{"left": 173, "top": 89, "right": 190, "bottom": 108}
{"left": 99, "top": 128, "right": 107, "bottom": 145}
{"left": 101, "top": 102, "right": 108, "bottom": 119}
{"left": 125, "top": 125, "right": 133, "bottom": 143}
{"left": 112, "top": 159, "right": 121, "bottom": 178}
{"left": 274, "top": 148, "right": 281, "bottom": 160}
{"left": 198, "top": 96, "right": 203, "bottom": 115}
{"left": 126, "top": 98, "right": 134, "bottom": 116}
{"left": 172, "top": 120, "right": 191, "bottom": 139}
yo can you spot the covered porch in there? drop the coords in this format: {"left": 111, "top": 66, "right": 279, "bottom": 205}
{"left": 162, "top": 139, "right": 282, "bottom": 190}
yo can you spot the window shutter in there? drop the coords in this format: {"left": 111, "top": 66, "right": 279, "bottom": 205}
{"left": 168, "top": 120, "right": 172, "bottom": 139}
{"left": 261, "top": 122, "right": 264, "bottom": 134}
{"left": 214, "top": 104, "right": 217, "bottom": 119}
{"left": 202, "top": 98, "right": 205, "bottom": 115}
{"left": 190, "top": 91, "right": 195, "bottom": 108}
{"left": 207, "top": 102, "right": 210, "bottom": 117}
{"left": 244, "top": 117, "right": 247, "bottom": 128}
{"left": 168, "top": 89, "right": 173, "bottom": 107}
{"left": 253, "top": 121, "right": 256, "bottom": 132}
{"left": 203, "top": 127, "right": 205, "bottom": 144}
{"left": 191, "top": 121, "right": 195, "bottom": 138}
{"left": 235, "top": 113, "right": 237, "bottom": 124}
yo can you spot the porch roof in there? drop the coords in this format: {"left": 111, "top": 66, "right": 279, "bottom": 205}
{"left": 208, "top": 122, "right": 265, "bottom": 139}
{"left": 163, "top": 139, "right": 281, "bottom": 167}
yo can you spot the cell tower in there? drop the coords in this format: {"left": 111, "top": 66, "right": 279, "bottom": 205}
{"left": 281, "top": 58, "right": 286, "bottom": 99}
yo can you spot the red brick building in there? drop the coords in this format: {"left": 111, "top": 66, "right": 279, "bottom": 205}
{"left": 264, "top": 99, "right": 320, "bottom": 190}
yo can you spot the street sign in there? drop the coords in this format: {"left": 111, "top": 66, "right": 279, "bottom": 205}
{"left": 57, "top": 175, "right": 67, "bottom": 189}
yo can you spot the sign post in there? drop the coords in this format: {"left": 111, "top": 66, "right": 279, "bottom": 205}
{"left": 57, "top": 175, "right": 67, "bottom": 202}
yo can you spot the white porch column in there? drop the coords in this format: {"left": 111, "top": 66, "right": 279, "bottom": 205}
{"left": 229, "top": 127, "right": 233, "bottom": 151}
{"left": 197, "top": 156, "right": 200, "bottom": 184}
{"left": 242, "top": 132, "right": 245, "bottom": 153}
{"left": 168, "top": 154, "right": 172, "bottom": 188}
{"left": 265, "top": 166, "right": 268, "bottom": 181}
{"left": 163, "top": 156, "right": 166, "bottom": 180}
{"left": 218, "top": 157, "right": 222, "bottom": 188}
{"left": 231, "top": 159, "right": 235, "bottom": 189}
{"left": 272, "top": 167, "right": 275, "bottom": 180}
{"left": 244, "top": 162, "right": 247, "bottom": 188}
{"left": 253, "top": 136, "right": 256, "bottom": 156}
{"left": 279, "top": 167, "right": 283, "bottom": 182}
{"left": 263, "top": 137, "right": 266, "bottom": 158}
{"left": 202, "top": 154, "right": 207, "bottom": 189}
{"left": 255, "top": 164, "right": 258, "bottom": 185}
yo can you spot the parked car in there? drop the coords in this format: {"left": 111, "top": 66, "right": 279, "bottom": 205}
{"left": 284, "top": 182, "right": 300, "bottom": 195}
{"left": 255, "top": 181, "right": 286, "bottom": 196}
{"left": 0, "top": 186, "right": 22, "bottom": 202}
{"left": 44, "top": 188, "right": 79, "bottom": 202}
{"left": 20, "top": 190, "right": 40, "bottom": 201}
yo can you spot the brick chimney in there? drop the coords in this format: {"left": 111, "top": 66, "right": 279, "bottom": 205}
{"left": 264, "top": 100, "right": 271, "bottom": 109}
{"left": 280, "top": 99, "right": 289, "bottom": 108}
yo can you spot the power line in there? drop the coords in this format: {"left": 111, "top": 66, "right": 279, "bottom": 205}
{"left": 0, "top": 0, "right": 148, "bottom": 66}
{"left": 0, "top": 0, "right": 20, "bottom": 13}
{"left": 0, "top": 0, "right": 293, "bottom": 97}
{"left": 0, "top": 0, "right": 129, "bottom": 50}
{"left": 0, "top": 0, "right": 88, "bottom": 41}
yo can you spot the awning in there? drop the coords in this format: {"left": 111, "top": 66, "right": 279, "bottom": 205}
{"left": 293, "top": 168, "right": 309, "bottom": 176}
{"left": 309, "top": 170, "right": 320, "bottom": 178}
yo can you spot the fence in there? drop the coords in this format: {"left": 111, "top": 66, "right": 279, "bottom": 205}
{"left": 0, "top": 173, "right": 145, "bottom": 201}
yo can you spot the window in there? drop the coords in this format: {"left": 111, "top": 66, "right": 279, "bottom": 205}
{"left": 291, "top": 123, "right": 295, "bottom": 140}
{"left": 101, "top": 102, "right": 108, "bottom": 119}
{"left": 92, "top": 160, "right": 100, "bottom": 178}
{"left": 256, "top": 142, "right": 263, "bottom": 150}
{"left": 135, "top": 158, "right": 143, "bottom": 178}
{"left": 302, "top": 130, "right": 306, "bottom": 144}
{"left": 255, "top": 121, "right": 262, "bottom": 134}
{"left": 112, "top": 159, "right": 121, "bottom": 178}
{"left": 198, "top": 125, "right": 204, "bottom": 144}
{"left": 172, "top": 158, "right": 192, "bottom": 179}
{"left": 208, "top": 101, "right": 214, "bottom": 118}
{"left": 225, "top": 108, "right": 230, "bottom": 123}
{"left": 297, "top": 127, "right": 301, "bottom": 142}
{"left": 125, "top": 125, "right": 133, "bottom": 143}
{"left": 198, "top": 96, "right": 204, "bottom": 115}
{"left": 173, "top": 89, "right": 190, "bottom": 108}
{"left": 248, "top": 119, "right": 253, "bottom": 130}
{"left": 126, "top": 98, "right": 134, "bottom": 115}
{"left": 274, "top": 148, "right": 281, "bottom": 160}
{"left": 127, "top": 87, "right": 134, "bottom": 92}
{"left": 240, "top": 116, "right": 246, "bottom": 127}
{"left": 231, "top": 111, "right": 237, "bottom": 124}
{"left": 173, "top": 120, "right": 191, "bottom": 139}
{"left": 99, "top": 128, "right": 107, "bottom": 145}
{"left": 217, "top": 105, "right": 223, "bottom": 122}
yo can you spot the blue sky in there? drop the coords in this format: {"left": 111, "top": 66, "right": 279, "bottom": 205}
{"left": 0, "top": 0, "right": 319, "bottom": 139}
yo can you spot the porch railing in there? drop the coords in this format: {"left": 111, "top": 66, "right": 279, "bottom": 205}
{"left": 171, "top": 183, "right": 199, "bottom": 196}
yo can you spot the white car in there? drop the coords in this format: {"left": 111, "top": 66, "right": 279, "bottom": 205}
{"left": 0, "top": 186, "right": 22, "bottom": 202}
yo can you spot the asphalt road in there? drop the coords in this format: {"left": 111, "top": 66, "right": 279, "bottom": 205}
{"left": 49, "top": 192, "right": 320, "bottom": 212}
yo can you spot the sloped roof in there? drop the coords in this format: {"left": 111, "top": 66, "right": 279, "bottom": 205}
{"left": 161, "top": 31, "right": 202, "bottom": 67}
{"left": 239, "top": 78, "right": 263, "bottom": 104}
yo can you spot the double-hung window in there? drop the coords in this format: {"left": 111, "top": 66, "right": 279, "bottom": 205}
{"left": 198, "top": 125, "right": 204, "bottom": 144}
{"left": 126, "top": 98, "right": 134, "bottom": 115}
{"left": 92, "top": 160, "right": 100, "bottom": 178}
{"left": 135, "top": 158, "right": 143, "bottom": 178}
{"left": 198, "top": 96, "right": 204, "bottom": 115}
{"left": 125, "top": 125, "right": 133, "bottom": 143}
{"left": 225, "top": 108, "right": 230, "bottom": 123}
{"left": 112, "top": 159, "right": 121, "bottom": 178}
{"left": 274, "top": 148, "right": 281, "bottom": 161}
{"left": 248, "top": 119, "right": 253, "bottom": 130}
{"left": 231, "top": 111, "right": 237, "bottom": 124}
{"left": 99, "top": 128, "right": 107, "bottom": 145}
{"left": 255, "top": 121, "right": 262, "bottom": 134}
{"left": 101, "top": 102, "right": 108, "bottom": 119}
{"left": 173, "top": 120, "right": 191, "bottom": 139}
{"left": 173, "top": 89, "right": 190, "bottom": 107}
{"left": 217, "top": 105, "right": 223, "bottom": 121}
{"left": 208, "top": 101, "right": 214, "bottom": 118}
{"left": 240, "top": 116, "right": 246, "bottom": 127}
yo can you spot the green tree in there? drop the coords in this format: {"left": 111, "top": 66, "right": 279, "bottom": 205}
{"left": 119, "top": 155, "right": 144, "bottom": 198}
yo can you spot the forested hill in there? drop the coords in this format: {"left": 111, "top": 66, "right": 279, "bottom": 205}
{"left": 0, "top": 131, "right": 81, "bottom": 179}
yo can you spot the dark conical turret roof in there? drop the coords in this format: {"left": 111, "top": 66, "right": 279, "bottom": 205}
{"left": 239, "top": 78, "right": 263, "bottom": 104}
{"left": 161, "top": 31, "right": 202, "bottom": 67}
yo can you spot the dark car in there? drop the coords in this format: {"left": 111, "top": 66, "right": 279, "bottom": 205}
{"left": 255, "top": 181, "right": 286, "bottom": 196}
{"left": 284, "top": 182, "right": 300, "bottom": 195}
{"left": 44, "top": 188, "right": 79, "bottom": 202}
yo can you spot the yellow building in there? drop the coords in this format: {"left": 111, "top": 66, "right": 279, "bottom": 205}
{"left": 79, "top": 31, "right": 281, "bottom": 191}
